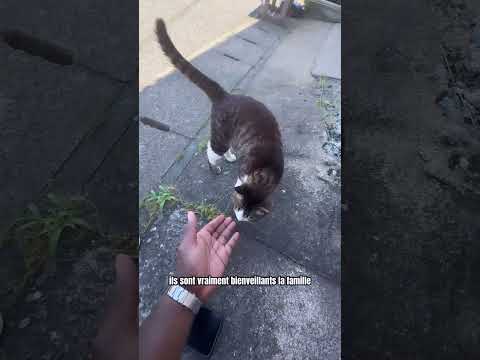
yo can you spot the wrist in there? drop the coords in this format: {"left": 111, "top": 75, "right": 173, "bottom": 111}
{"left": 163, "top": 293, "right": 196, "bottom": 317}
{"left": 174, "top": 270, "right": 208, "bottom": 302}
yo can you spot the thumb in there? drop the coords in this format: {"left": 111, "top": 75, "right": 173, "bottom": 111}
{"left": 114, "top": 255, "right": 139, "bottom": 305}
{"left": 110, "top": 254, "right": 139, "bottom": 323}
{"left": 182, "top": 211, "right": 197, "bottom": 246}
{"left": 94, "top": 254, "right": 138, "bottom": 353}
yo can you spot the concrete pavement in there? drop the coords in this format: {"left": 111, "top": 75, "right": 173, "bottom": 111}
{"left": 0, "top": 1, "right": 140, "bottom": 235}
{"left": 139, "top": 15, "right": 341, "bottom": 360}
{"left": 140, "top": 209, "right": 340, "bottom": 360}
{"left": 140, "top": 0, "right": 260, "bottom": 89}
{"left": 1, "top": 0, "right": 137, "bottom": 81}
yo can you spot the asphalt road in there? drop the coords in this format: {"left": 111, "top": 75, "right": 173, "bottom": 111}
{"left": 140, "top": 0, "right": 260, "bottom": 89}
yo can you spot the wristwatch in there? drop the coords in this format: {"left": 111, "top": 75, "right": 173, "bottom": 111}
{"left": 166, "top": 285, "right": 202, "bottom": 315}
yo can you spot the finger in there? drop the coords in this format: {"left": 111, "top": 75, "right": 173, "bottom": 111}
{"left": 182, "top": 211, "right": 197, "bottom": 245}
{"left": 212, "top": 240, "right": 228, "bottom": 266}
{"left": 114, "top": 254, "right": 139, "bottom": 320}
{"left": 213, "top": 217, "right": 232, "bottom": 239}
{"left": 202, "top": 214, "right": 225, "bottom": 235}
{"left": 97, "top": 255, "right": 138, "bottom": 333}
{"left": 218, "top": 221, "right": 237, "bottom": 245}
{"left": 217, "top": 232, "right": 240, "bottom": 266}
{"left": 225, "top": 232, "right": 240, "bottom": 252}
{"left": 115, "top": 254, "right": 138, "bottom": 288}
{"left": 212, "top": 247, "right": 228, "bottom": 268}
{"left": 93, "top": 254, "right": 138, "bottom": 358}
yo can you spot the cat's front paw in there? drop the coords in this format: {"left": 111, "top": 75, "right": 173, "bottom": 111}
{"left": 224, "top": 149, "right": 237, "bottom": 163}
{"left": 209, "top": 163, "right": 222, "bottom": 175}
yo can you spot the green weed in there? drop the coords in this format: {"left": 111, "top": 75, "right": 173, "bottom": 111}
{"left": 184, "top": 201, "right": 221, "bottom": 221}
{"left": 6, "top": 193, "right": 97, "bottom": 274}
{"left": 140, "top": 185, "right": 222, "bottom": 234}
{"left": 197, "top": 138, "right": 209, "bottom": 153}
{"left": 141, "top": 186, "right": 178, "bottom": 217}
{"left": 316, "top": 76, "right": 332, "bottom": 110}
{"left": 317, "top": 98, "right": 332, "bottom": 110}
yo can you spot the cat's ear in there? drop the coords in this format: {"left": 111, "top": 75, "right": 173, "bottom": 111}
{"left": 234, "top": 184, "right": 248, "bottom": 196}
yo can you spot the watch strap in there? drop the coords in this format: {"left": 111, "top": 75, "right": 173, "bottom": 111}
{"left": 167, "top": 285, "right": 202, "bottom": 314}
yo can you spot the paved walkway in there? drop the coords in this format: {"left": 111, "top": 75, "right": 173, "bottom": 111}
{"left": 139, "top": 16, "right": 341, "bottom": 360}
{"left": 0, "top": 1, "right": 137, "bottom": 234}
{"left": 140, "top": 0, "right": 260, "bottom": 89}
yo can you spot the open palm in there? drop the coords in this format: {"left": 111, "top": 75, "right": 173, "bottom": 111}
{"left": 176, "top": 211, "right": 240, "bottom": 302}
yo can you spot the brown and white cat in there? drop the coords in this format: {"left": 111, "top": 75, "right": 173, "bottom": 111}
{"left": 155, "top": 19, "right": 283, "bottom": 222}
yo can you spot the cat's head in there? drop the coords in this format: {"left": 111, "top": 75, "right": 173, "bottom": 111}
{"left": 232, "top": 182, "right": 273, "bottom": 222}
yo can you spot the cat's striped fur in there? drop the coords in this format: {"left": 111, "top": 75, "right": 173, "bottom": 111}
{"left": 155, "top": 19, "right": 283, "bottom": 221}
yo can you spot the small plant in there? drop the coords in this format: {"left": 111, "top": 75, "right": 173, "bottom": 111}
{"left": 175, "top": 153, "right": 184, "bottom": 161}
{"left": 316, "top": 76, "right": 332, "bottom": 110}
{"left": 140, "top": 185, "right": 222, "bottom": 234}
{"left": 185, "top": 201, "right": 221, "bottom": 221}
{"left": 140, "top": 185, "right": 179, "bottom": 234}
{"left": 317, "top": 98, "right": 332, "bottom": 110}
{"left": 197, "top": 138, "right": 209, "bottom": 153}
{"left": 6, "top": 193, "right": 97, "bottom": 275}
{"left": 141, "top": 186, "right": 178, "bottom": 217}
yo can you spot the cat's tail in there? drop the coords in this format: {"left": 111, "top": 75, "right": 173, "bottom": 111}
{"left": 155, "top": 19, "right": 227, "bottom": 102}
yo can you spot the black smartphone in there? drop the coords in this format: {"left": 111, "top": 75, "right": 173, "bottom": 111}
{"left": 187, "top": 307, "right": 223, "bottom": 357}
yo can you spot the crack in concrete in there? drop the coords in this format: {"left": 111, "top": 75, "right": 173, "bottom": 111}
{"left": 76, "top": 63, "right": 131, "bottom": 84}
{"left": 82, "top": 114, "right": 137, "bottom": 190}
{"left": 50, "top": 86, "right": 126, "bottom": 175}
{"left": 160, "top": 121, "right": 209, "bottom": 184}
{"left": 238, "top": 36, "right": 259, "bottom": 45}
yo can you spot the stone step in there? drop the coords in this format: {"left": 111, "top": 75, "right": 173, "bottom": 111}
{"left": 305, "top": 0, "right": 341, "bottom": 23}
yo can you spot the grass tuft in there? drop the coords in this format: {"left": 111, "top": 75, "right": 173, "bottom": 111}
{"left": 5, "top": 193, "right": 97, "bottom": 275}
{"left": 141, "top": 186, "right": 178, "bottom": 217}
{"left": 197, "top": 138, "right": 209, "bottom": 153}
{"left": 184, "top": 201, "right": 221, "bottom": 221}
{"left": 316, "top": 76, "right": 332, "bottom": 110}
{"left": 140, "top": 184, "right": 222, "bottom": 233}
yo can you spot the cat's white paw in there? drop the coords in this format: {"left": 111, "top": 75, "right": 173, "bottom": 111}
{"left": 224, "top": 148, "right": 237, "bottom": 163}
{"left": 207, "top": 141, "right": 223, "bottom": 174}
{"left": 209, "top": 163, "right": 222, "bottom": 175}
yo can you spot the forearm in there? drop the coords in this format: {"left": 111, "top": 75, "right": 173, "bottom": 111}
{"left": 140, "top": 295, "right": 194, "bottom": 360}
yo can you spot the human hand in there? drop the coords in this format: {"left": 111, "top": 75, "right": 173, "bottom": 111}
{"left": 176, "top": 212, "right": 240, "bottom": 302}
{"left": 92, "top": 255, "right": 138, "bottom": 360}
